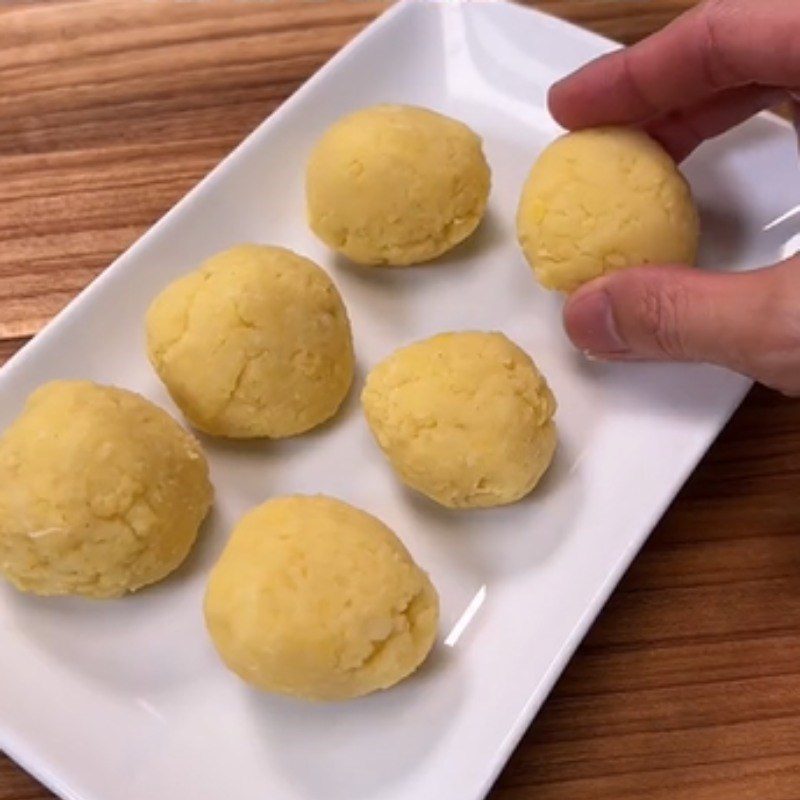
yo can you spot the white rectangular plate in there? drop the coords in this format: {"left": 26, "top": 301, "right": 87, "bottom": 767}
{"left": 1, "top": 3, "right": 798, "bottom": 799}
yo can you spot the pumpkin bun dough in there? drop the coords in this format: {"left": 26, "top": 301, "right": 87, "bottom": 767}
{"left": 517, "top": 126, "right": 700, "bottom": 292}
{"left": 204, "top": 495, "right": 439, "bottom": 701}
{"left": 146, "top": 244, "right": 354, "bottom": 439}
{"left": 0, "top": 381, "right": 212, "bottom": 599}
{"left": 306, "top": 104, "right": 491, "bottom": 266}
{"left": 362, "top": 332, "right": 557, "bottom": 509}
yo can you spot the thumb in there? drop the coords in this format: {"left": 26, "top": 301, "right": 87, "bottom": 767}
{"left": 563, "top": 260, "right": 800, "bottom": 396}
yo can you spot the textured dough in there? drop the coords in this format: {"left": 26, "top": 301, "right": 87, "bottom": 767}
{"left": 362, "top": 332, "right": 557, "bottom": 509}
{"left": 204, "top": 495, "right": 438, "bottom": 701}
{"left": 306, "top": 104, "right": 491, "bottom": 266}
{"left": 146, "top": 244, "right": 354, "bottom": 438}
{"left": 516, "top": 127, "right": 700, "bottom": 292}
{"left": 0, "top": 381, "right": 212, "bottom": 598}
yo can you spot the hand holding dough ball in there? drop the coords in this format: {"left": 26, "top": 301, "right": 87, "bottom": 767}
{"left": 146, "top": 245, "right": 354, "bottom": 439}
{"left": 306, "top": 104, "right": 491, "bottom": 266}
{"left": 204, "top": 496, "right": 438, "bottom": 701}
{"left": 0, "top": 382, "right": 212, "bottom": 598}
{"left": 362, "top": 332, "right": 557, "bottom": 509}
{"left": 516, "top": 127, "right": 700, "bottom": 292}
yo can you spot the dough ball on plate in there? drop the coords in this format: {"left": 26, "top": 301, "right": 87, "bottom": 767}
{"left": 146, "top": 244, "right": 354, "bottom": 439}
{"left": 306, "top": 104, "right": 491, "bottom": 266}
{"left": 204, "top": 495, "right": 439, "bottom": 701}
{"left": 516, "top": 127, "right": 700, "bottom": 292}
{"left": 0, "top": 381, "right": 212, "bottom": 599}
{"left": 362, "top": 332, "right": 557, "bottom": 509}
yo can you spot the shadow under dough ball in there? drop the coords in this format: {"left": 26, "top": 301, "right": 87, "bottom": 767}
{"left": 516, "top": 126, "right": 700, "bottom": 292}
{"left": 306, "top": 104, "right": 491, "bottom": 266}
{"left": 362, "top": 332, "right": 557, "bottom": 509}
{"left": 204, "top": 495, "right": 439, "bottom": 701}
{"left": 146, "top": 244, "right": 355, "bottom": 439}
{"left": 0, "top": 381, "right": 212, "bottom": 598}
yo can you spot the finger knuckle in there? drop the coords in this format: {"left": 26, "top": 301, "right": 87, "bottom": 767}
{"left": 700, "top": 0, "right": 742, "bottom": 25}
{"left": 633, "top": 280, "right": 692, "bottom": 359}
{"left": 698, "top": 0, "right": 745, "bottom": 87}
{"left": 620, "top": 49, "right": 660, "bottom": 117}
{"left": 700, "top": 0, "right": 726, "bottom": 17}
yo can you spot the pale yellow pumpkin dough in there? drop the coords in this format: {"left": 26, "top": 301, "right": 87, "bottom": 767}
{"left": 306, "top": 104, "right": 491, "bottom": 266}
{"left": 362, "top": 332, "right": 557, "bottom": 509}
{"left": 146, "top": 244, "right": 354, "bottom": 438}
{"left": 204, "top": 495, "right": 439, "bottom": 701}
{"left": 517, "top": 127, "right": 700, "bottom": 292}
{"left": 0, "top": 381, "right": 212, "bottom": 598}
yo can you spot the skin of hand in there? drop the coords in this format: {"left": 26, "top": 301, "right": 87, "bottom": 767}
{"left": 549, "top": 0, "right": 800, "bottom": 396}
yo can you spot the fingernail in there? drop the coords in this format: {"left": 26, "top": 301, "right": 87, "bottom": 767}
{"left": 564, "top": 288, "right": 628, "bottom": 356}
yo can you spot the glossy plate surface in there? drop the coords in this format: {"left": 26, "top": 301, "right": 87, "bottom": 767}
{"left": 1, "top": 3, "right": 797, "bottom": 799}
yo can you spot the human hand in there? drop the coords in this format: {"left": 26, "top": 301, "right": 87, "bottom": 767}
{"left": 549, "top": 0, "right": 800, "bottom": 396}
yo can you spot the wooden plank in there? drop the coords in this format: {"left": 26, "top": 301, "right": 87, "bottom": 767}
{"left": 0, "top": 337, "right": 29, "bottom": 366}
{"left": 0, "top": 0, "right": 387, "bottom": 338}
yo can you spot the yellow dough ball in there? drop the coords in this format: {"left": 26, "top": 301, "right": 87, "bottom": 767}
{"left": 306, "top": 104, "right": 491, "bottom": 266}
{"left": 0, "top": 381, "right": 212, "bottom": 599}
{"left": 204, "top": 496, "right": 438, "bottom": 701}
{"left": 146, "top": 244, "right": 354, "bottom": 439}
{"left": 362, "top": 332, "right": 557, "bottom": 509}
{"left": 516, "top": 127, "right": 700, "bottom": 292}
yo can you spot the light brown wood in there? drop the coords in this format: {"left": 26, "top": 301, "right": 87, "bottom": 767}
{"left": 2, "top": 2, "right": 800, "bottom": 799}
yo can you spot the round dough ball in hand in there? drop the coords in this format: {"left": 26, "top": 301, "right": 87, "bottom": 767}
{"left": 306, "top": 104, "right": 491, "bottom": 266}
{"left": 146, "top": 244, "right": 354, "bottom": 439}
{"left": 0, "top": 381, "right": 212, "bottom": 599}
{"left": 516, "top": 127, "right": 700, "bottom": 292}
{"left": 362, "top": 332, "right": 557, "bottom": 509}
{"left": 204, "top": 496, "right": 439, "bottom": 701}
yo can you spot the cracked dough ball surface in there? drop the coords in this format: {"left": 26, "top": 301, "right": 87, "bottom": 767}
{"left": 306, "top": 104, "right": 491, "bottom": 266}
{"left": 146, "top": 244, "right": 354, "bottom": 438}
{"left": 0, "top": 381, "right": 212, "bottom": 598}
{"left": 204, "top": 495, "right": 439, "bottom": 701}
{"left": 362, "top": 332, "right": 557, "bottom": 509}
{"left": 516, "top": 127, "right": 700, "bottom": 292}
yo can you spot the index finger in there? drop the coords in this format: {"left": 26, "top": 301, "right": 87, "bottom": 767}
{"left": 549, "top": 0, "right": 800, "bottom": 130}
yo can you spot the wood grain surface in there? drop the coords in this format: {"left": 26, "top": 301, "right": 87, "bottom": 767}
{"left": 2, "top": 1, "right": 799, "bottom": 799}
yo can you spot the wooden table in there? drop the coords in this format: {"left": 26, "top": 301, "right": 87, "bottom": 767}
{"left": 2, "top": 1, "right": 799, "bottom": 798}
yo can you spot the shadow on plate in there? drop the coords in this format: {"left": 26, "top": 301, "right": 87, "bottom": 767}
{"left": 248, "top": 645, "right": 463, "bottom": 800}
{"left": 333, "top": 207, "right": 505, "bottom": 275}
{"left": 697, "top": 202, "right": 751, "bottom": 268}
{"left": 437, "top": 207, "right": 508, "bottom": 267}
{"left": 325, "top": 209, "right": 510, "bottom": 349}
{"left": 1, "top": 505, "right": 226, "bottom": 694}
{"left": 195, "top": 360, "right": 366, "bottom": 466}
{"left": 397, "top": 438, "right": 583, "bottom": 579}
